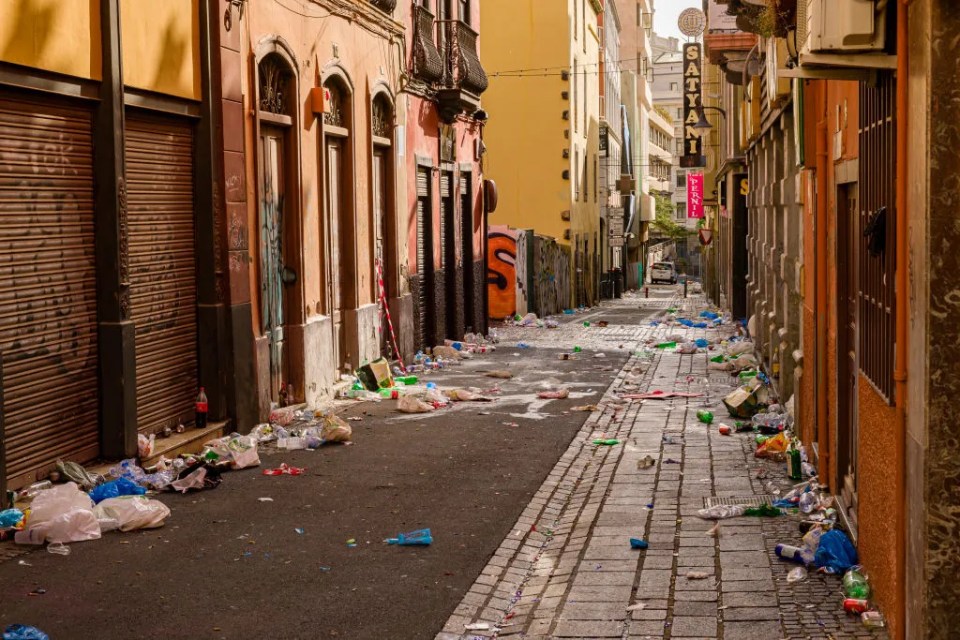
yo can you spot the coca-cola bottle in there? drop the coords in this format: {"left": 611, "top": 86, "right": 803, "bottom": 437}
{"left": 195, "top": 387, "right": 208, "bottom": 429}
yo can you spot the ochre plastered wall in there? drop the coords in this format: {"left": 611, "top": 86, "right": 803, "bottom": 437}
{"left": 0, "top": 0, "right": 101, "bottom": 80}
{"left": 120, "top": 0, "right": 200, "bottom": 99}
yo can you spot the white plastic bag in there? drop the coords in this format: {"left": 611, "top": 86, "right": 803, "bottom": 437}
{"left": 94, "top": 496, "right": 170, "bottom": 531}
{"left": 726, "top": 341, "right": 754, "bottom": 356}
{"left": 398, "top": 395, "right": 433, "bottom": 413}
{"left": 17, "top": 482, "right": 101, "bottom": 544}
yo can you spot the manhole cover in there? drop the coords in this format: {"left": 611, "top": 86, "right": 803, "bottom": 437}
{"left": 703, "top": 495, "right": 771, "bottom": 508}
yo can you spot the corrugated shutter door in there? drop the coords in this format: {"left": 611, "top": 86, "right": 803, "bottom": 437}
{"left": 0, "top": 96, "right": 100, "bottom": 486}
{"left": 125, "top": 115, "right": 199, "bottom": 433}
{"left": 440, "top": 173, "right": 450, "bottom": 269}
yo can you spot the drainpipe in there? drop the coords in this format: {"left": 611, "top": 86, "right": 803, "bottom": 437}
{"left": 894, "top": 1, "right": 909, "bottom": 636}
{"left": 815, "top": 84, "right": 829, "bottom": 484}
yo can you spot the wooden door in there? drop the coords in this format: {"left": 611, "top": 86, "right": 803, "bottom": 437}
{"left": 258, "top": 126, "right": 288, "bottom": 402}
{"left": 373, "top": 150, "right": 389, "bottom": 357}
{"left": 325, "top": 138, "right": 349, "bottom": 371}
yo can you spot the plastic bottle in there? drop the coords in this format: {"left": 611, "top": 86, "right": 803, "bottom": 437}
{"left": 843, "top": 568, "right": 871, "bottom": 599}
{"left": 799, "top": 490, "right": 819, "bottom": 514}
{"left": 195, "top": 387, "right": 208, "bottom": 429}
{"left": 386, "top": 528, "right": 433, "bottom": 546}
{"left": 775, "top": 543, "right": 806, "bottom": 563}
{"left": 696, "top": 410, "right": 714, "bottom": 425}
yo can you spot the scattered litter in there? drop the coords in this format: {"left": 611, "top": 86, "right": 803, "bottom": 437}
{"left": 464, "top": 623, "right": 491, "bottom": 631}
{"left": 593, "top": 439, "right": 620, "bottom": 446}
{"left": 28, "top": 588, "right": 46, "bottom": 596}
{"left": 88, "top": 478, "right": 147, "bottom": 504}
{"left": 257, "top": 497, "right": 274, "bottom": 502}
{"left": 629, "top": 538, "right": 648, "bottom": 549}
{"left": 625, "top": 603, "right": 646, "bottom": 612}
{"left": 46, "top": 543, "right": 70, "bottom": 556}
{"left": 295, "top": 527, "right": 305, "bottom": 535}
{"left": 698, "top": 505, "right": 746, "bottom": 520}
{"left": 623, "top": 391, "right": 703, "bottom": 400}
{"left": 502, "top": 422, "right": 520, "bottom": 428}
{"left": 787, "top": 566, "right": 808, "bottom": 583}
{"left": 346, "top": 538, "right": 357, "bottom": 548}
{"left": 93, "top": 497, "right": 170, "bottom": 531}
{"left": 571, "top": 405, "right": 598, "bottom": 412}
{"left": 398, "top": 395, "right": 434, "bottom": 413}
{"left": 386, "top": 528, "right": 433, "bottom": 546}
{"left": 17, "top": 560, "right": 32, "bottom": 567}
{"left": 0, "top": 509, "right": 24, "bottom": 529}
{"left": 262, "top": 463, "right": 305, "bottom": 476}
{"left": 320, "top": 414, "right": 353, "bottom": 443}
{"left": 686, "top": 571, "right": 710, "bottom": 580}
{"left": 485, "top": 370, "right": 513, "bottom": 379}
{"left": 15, "top": 482, "right": 100, "bottom": 545}
{"left": 537, "top": 389, "right": 570, "bottom": 399}
{"left": 637, "top": 456, "right": 656, "bottom": 469}
{"left": 2, "top": 625, "right": 49, "bottom": 640}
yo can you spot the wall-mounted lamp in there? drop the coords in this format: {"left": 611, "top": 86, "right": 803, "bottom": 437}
{"left": 224, "top": 0, "right": 247, "bottom": 32}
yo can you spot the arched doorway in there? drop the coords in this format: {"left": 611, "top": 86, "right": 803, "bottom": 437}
{"left": 322, "top": 77, "right": 356, "bottom": 372}
{"left": 371, "top": 93, "right": 397, "bottom": 359}
{"left": 256, "top": 50, "right": 301, "bottom": 405}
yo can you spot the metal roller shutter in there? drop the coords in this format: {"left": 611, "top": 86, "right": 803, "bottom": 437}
{"left": 0, "top": 96, "right": 100, "bottom": 486}
{"left": 125, "top": 115, "right": 199, "bottom": 433}
{"left": 415, "top": 169, "right": 430, "bottom": 350}
{"left": 439, "top": 173, "right": 450, "bottom": 270}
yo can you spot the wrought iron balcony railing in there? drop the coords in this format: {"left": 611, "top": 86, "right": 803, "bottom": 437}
{"left": 369, "top": 0, "right": 397, "bottom": 13}
{"left": 412, "top": 5, "right": 444, "bottom": 84}
{"left": 442, "top": 19, "right": 488, "bottom": 98}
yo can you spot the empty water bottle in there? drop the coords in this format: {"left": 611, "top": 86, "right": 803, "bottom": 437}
{"left": 386, "top": 528, "right": 433, "bottom": 546}
{"left": 799, "top": 490, "right": 819, "bottom": 514}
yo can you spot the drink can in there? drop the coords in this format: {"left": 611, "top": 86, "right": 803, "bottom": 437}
{"left": 861, "top": 611, "right": 885, "bottom": 628}
{"left": 718, "top": 424, "right": 731, "bottom": 436}
{"left": 843, "top": 598, "right": 869, "bottom": 615}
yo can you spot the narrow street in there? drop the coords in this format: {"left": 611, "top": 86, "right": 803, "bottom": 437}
{"left": 0, "top": 291, "right": 673, "bottom": 640}
{"left": 439, "top": 293, "right": 889, "bottom": 640}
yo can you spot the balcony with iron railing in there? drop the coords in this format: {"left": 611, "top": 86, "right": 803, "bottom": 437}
{"left": 436, "top": 19, "right": 488, "bottom": 122}
{"left": 368, "top": 0, "right": 397, "bottom": 13}
{"left": 412, "top": 4, "right": 444, "bottom": 85}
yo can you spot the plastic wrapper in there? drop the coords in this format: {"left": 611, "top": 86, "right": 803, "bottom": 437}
{"left": 537, "top": 389, "right": 570, "bottom": 399}
{"left": 398, "top": 395, "right": 434, "bottom": 413}
{"left": 93, "top": 496, "right": 171, "bottom": 531}
{"left": 88, "top": 477, "right": 147, "bottom": 504}
{"left": 697, "top": 504, "right": 746, "bottom": 519}
{"left": 756, "top": 432, "right": 790, "bottom": 459}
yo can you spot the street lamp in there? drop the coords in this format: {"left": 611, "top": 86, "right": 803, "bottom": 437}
{"left": 693, "top": 106, "right": 727, "bottom": 135}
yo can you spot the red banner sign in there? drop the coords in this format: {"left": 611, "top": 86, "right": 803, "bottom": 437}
{"left": 687, "top": 173, "right": 704, "bottom": 218}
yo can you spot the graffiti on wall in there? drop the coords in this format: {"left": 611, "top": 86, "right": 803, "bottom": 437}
{"left": 487, "top": 226, "right": 516, "bottom": 318}
{"left": 532, "top": 235, "right": 571, "bottom": 317}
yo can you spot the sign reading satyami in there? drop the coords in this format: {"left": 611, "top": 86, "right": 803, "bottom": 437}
{"left": 683, "top": 43, "right": 703, "bottom": 163}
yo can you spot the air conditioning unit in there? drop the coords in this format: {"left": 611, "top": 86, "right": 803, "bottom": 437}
{"left": 802, "top": 0, "right": 887, "bottom": 54}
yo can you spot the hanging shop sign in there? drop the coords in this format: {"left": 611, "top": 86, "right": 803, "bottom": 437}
{"left": 682, "top": 43, "right": 705, "bottom": 168}
{"left": 687, "top": 172, "right": 704, "bottom": 219}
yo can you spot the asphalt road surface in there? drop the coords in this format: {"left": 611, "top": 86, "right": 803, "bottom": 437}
{"left": 0, "top": 304, "right": 664, "bottom": 640}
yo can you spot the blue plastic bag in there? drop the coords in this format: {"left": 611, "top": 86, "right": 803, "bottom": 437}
{"left": 89, "top": 477, "right": 146, "bottom": 504}
{"left": 695, "top": 339, "right": 710, "bottom": 348}
{"left": 700, "top": 311, "right": 720, "bottom": 320}
{"left": 0, "top": 509, "right": 24, "bottom": 529}
{"left": 814, "top": 529, "right": 858, "bottom": 574}
{"left": 3, "top": 625, "right": 49, "bottom": 640}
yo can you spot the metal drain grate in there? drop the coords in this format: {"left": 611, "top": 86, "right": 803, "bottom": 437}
{"left": 703, "top": 495, "right": 771, "bottom": 508}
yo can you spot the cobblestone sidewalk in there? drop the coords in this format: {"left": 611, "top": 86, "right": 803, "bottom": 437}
{"left": 437, "top": 295, "right": 888, "bottom": 640}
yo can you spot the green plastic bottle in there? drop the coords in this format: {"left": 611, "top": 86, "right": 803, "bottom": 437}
{"left": 394, "top": 375, "right": 418, "bottom": 386}
{"left": 593, "top": 438, "right": 620, "bottom": 446}
{"left": 573, "top": 346, "right": 582, "bottom": 353}
{"left": 788, "top": 440, "right": 803, "bottom": 481}
{"left": 697, "top": 410, "right": 714, "bottom": 425}
{"left": 843, "top": 569, "right": 871, "bottom": 599}
{"left": 656, "top": 341, "right": 677, "bottom": 349}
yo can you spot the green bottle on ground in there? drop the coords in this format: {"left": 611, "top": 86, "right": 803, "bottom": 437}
{"left": 843, "top": 569, "right": 871, "bottom": 599}
{"left": 697, "top": 410, "right": 714, "bottom": 425}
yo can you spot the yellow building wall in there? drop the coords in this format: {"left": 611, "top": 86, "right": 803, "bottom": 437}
{"left": 0, "top": 0, "right": 101, "bottom": 80}
{"left": 481, "top": 0, "right": 600, "bottom": 248}
{"left": 121, "top": 0, "right": 200, "bottom": 100}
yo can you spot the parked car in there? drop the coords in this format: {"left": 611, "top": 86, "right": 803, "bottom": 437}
{"left": 650, "top": 262, "right": 678, "bottom": 285}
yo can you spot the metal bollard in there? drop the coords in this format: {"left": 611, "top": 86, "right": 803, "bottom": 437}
{"left": 683, "top": 279, "right": 688, "bottom": 298}
{"left": 645, "top": 286, "right": 649, "bottom": 298}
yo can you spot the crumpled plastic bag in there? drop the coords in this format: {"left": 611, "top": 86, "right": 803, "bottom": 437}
{"left": 756, "top": 432, "right": 790, "bottom": 459}
{"left": 93, "top": 496, "right": 170, "bottom": 531}
{"left": 444, "top": 388, "right": 492, "bottom": 402}
{"left": 137, "top": 433, "right": 155, "bottom": 458}
{"left": 537, "top": 389, "right": 570, "bottom": 399}
{"left": 15, "top": 482, "right": 100, "bottom": 545}
{"left": 170, "top": 465, "right": 222, "bottom": 493}
{"left": 2, "top": 624, "right": 49, "bottom": 640}
{"left": 109, "top": 458, "right": 175, "bottom": 490}
{"left": 814, "top": 529, "right": 858, "bottom": 573}
{"left": 485, "top": 370, "right": 513, "bottom": 379}
{"left": 432, "top": 345, "right": 462, "bottom": 359}
{"left": 678, "top": 342, "right": 699, "bottom": 354}
{"left": 204, "top": 434, "right": 260, "bottom": 469}
{"left": 726, "top": 341, "right": 754, "bottom": 356}
{"left": 88, "top": 477, "right": 147, "bottom": 504}
{"left": 320, "top": 414, "right": 352, "bottom": 443}
{"left": 708, "top": 361, "right": 736, "bottom": 371}
{"left": 398, "top": 395, "right": 434, "bottom": 413}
